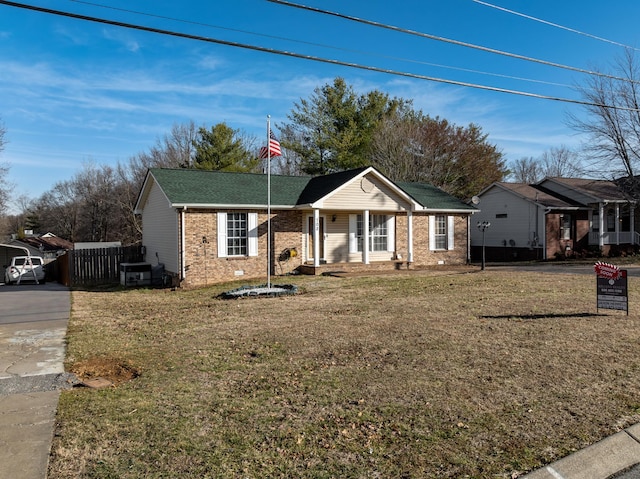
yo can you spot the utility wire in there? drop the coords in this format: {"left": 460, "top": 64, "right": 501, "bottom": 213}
{"left": 268, "top": 0, "right": 636, "bottom": 84}
{"left": 0, "top": 0, "right": 637, "bottom": 111}
{"left": 472, "top": 0, "right": 640, "bottom": 52}
{"left": 67, "top": 0, "right": 576, "bottom": 91}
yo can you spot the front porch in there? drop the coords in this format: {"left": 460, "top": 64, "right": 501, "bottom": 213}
{"left": 586, "top": 202, "right": 639, "bottom": 249}
{"left": 588, "top": 231, "right": 640, "bottom": 246}
{"left": 297, "top": 260, "right": 412, "bottom": 276}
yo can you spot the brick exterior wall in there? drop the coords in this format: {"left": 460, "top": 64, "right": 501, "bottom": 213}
{"left": 182, "top": 209, "right": 304, "bottom": 287}
{"left": 395, "top": 213, "right": 469, "bottom": 266}
{"left": 181, "top": 209, "right": 470, "bottom": 287}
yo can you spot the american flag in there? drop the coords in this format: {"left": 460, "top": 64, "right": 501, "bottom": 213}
{"left": 259, "top": 130, "right": 282, "bottom": 158}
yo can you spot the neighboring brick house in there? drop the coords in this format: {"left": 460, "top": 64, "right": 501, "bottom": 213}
{"left": 470, "top": 177, "right": 638, "bottom": 261}
{"left": 134, "top": 166, "right": 477, "bottom": 287}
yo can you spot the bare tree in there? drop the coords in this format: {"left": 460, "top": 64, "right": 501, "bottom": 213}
{"left": 540, "top": 145, "right": 580, "bottom": 178}
{"left": 127, "top": 121, "right": 199, "bottom": 185}
{"left": 370, "top": 111, "right": 423, "bottom": 182}
{"left": 0, "top": 119, "right": 12, "bottom": 216}
{"left": 372, "top": 112, "right": 506, "bottom": 199}
{"left": 36, "top": 181, "right": 81, "bottom": 242}
{"left": 569, "top": 49, "right": 640, "bottom": 179}
{"left": 509, "top": 156, "right": 542, "bottom": 183}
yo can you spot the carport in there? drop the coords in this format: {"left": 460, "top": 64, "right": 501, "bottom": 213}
{"left": 0, "top": 243, "right": 42, "bottom": 285}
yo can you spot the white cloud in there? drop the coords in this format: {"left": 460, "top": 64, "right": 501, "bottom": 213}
{"left": 101, "top": 27, "right": 141, "bottom": 52}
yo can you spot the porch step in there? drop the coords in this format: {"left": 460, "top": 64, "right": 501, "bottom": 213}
{"left": 297, "top": 261, "right": 411, "bottom": 276}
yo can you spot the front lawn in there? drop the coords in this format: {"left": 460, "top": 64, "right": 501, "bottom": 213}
{"left": 48, "top": 270, "right": 640, "bottom": 478}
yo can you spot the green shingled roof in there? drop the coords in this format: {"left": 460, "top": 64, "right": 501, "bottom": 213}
{"left": 397, "top": 181, "right": 477, "bottom": 211}
{"left": 149, "top": 168, "right": 311, "bottom": 206}
{"left": 146, "top": 167, "right": 475, "bottom": 212}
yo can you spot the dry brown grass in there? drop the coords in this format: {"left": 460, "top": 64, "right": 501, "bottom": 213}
{"left": 48, "top": 269, "right": 640, "bottom": 478}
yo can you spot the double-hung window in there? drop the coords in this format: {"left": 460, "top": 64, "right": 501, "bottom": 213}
{"left": 349, "top": 214, "right": 395, "bottom": 253}
{"left": 356, "top": 214, "right": 388, "bottom": 252}
{"left": 217, "top": 212, "right": 258, "bottom": 257}
{"left": 434, "top": 215, "right": 447, "bottom": 250}
{"left": 560, "top": 214, "right": 572, "bottom": 240}
{"left": 429, "top": 215, "right": 455, "bottom": 251}
{"left": 227, "top": 213, "right": 248, "bottom": 256}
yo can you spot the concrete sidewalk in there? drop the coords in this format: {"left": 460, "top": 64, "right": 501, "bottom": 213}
{"left": 0, "top": 282, "right": 71, "bottom": 479}
{"left": 0, "top": 391, "right": 61, "bottom": 479}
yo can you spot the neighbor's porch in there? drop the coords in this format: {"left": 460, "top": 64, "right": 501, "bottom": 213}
{"left": 587, "top": 202, "right": 640, "bottom": 247}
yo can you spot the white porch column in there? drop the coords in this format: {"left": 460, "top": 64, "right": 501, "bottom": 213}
{"left": 599, "top": 204, "right": 605, "bottom": 249}
{"left": 631, "top": 204, "right": 636, "bottom": 245}
{"left": 407, "top": 210, "right": 414, "bottom": 263}
{"left": 616, "top": 203, "right": 620, "bottom": 245}
{"left": 541, "top": 208, "right": 547, "bottom": 260}
{"left": 363, "top": 210, "right": 370, "bottom": 264}
{"left": 313, "top": 208, "right": 320, "bottom": 267}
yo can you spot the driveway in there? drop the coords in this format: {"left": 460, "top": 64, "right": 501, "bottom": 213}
{"left": 0, "top": 282, "right": 71, "bottom": 479}
{"left": 0, "top": 282, "right": 70, "bottom": 378}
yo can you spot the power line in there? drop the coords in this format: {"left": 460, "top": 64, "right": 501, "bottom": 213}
{"left": 472, "top": 0, "right": 640, "bottom": 52}
{"left": 268, "top": 0, "right": 636, "bottom": 84}
{"left": 0, "top": 0, "right": 637, "bottom": 112}
{"left": 68, "top": 0, "right": 576, "bottom": 91}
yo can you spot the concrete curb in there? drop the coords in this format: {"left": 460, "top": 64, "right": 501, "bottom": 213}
{"left": 523, "top": 424, "right": 640, "bottom": 479}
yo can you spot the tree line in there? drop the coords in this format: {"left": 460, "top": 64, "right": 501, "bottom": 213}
{"left": 0, "top": 77, "right": 508, "bottom": 245}
{"left": 5, "top": 49, "right": 639, "bottom": 246}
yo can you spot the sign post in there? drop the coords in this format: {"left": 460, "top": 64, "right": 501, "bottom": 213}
{"left": 595, "top": 262, "right": 628, "bottom": 315}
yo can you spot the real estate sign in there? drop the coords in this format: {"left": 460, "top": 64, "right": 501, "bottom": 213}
{"left": 595, "top": 262, "right": 628, "bottom": 314}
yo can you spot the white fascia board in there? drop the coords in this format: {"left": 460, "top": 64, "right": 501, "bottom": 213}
{"left": 309, "top": 166, "right": 421, "bottom": 210}
{"left": 171, "top": 203, "right": 296, "bottom": 210}
{"left": 133, "top": 171, "right": 154, "bottom": 214}
{"left": 420, "top": 208, "right": 477, "bottom": 214}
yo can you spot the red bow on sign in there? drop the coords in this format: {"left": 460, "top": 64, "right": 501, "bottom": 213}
{"left": 594, "top": 261, "right": 621, "bottom": 280}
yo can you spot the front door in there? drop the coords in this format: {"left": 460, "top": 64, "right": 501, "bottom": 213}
{"left": 307, "top": 216, "right": 325, "bottom": 261}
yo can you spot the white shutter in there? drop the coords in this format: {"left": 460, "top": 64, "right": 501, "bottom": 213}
{"left": 429, "top": 216, "right": 436, "bottom": 250}
{"left": 387, "top": 215, "right": 395, "bottom": 252}
{"left": 447, "top": 216, "right": 455, "bottom": 250}
{"left": 349, "top": 214, "right": 358, "bottom": 253}
{"left": 217, "top": 212, "right": 227, "bottom": 258}
{"left": 248, "top": 213, "right": 258, "bottom": 257}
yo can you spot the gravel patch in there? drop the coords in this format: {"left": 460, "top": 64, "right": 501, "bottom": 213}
{"left": 0, "top": 373, "right": 79, "bottom": 396}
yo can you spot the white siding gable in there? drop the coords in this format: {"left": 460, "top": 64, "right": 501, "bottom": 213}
{"left": 141, "top": 180, "right": 179, "bottom": 274}
{"left": 471, "top": 186, "right": 542, "bottom": 249}
{"left": 320, "top": 174, "right": 410, "bottom": 211}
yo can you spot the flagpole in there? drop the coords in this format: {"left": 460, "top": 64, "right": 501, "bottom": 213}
{"left": 267, "top": 115, "right": 271, "bottom": 290}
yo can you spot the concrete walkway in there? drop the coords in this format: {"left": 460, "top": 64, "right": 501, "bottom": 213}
{"left": 0, "top": 282, "right": 71, "bottom": 479}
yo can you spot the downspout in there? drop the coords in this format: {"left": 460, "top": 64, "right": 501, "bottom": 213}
{"left": 466, "top": 214, "right": 470, "bottom": 264}
{"left": 181, "top": 206, "right": 187, "bottom": 282}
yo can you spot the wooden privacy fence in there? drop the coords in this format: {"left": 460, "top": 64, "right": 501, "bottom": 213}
{"left": 57, "top": 245, "right": 144, "bottom": 286}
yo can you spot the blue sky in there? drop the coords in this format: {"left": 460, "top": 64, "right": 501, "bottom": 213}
{"left": 1, "top": 0, "right": 640, "bottom": 207}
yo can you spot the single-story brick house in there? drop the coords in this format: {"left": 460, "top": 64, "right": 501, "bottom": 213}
{"left": 134, "top": 166, "right": 477, "bottom": 287}
{"left": 470, "top": 177, "right": 638, "bottom": 261}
